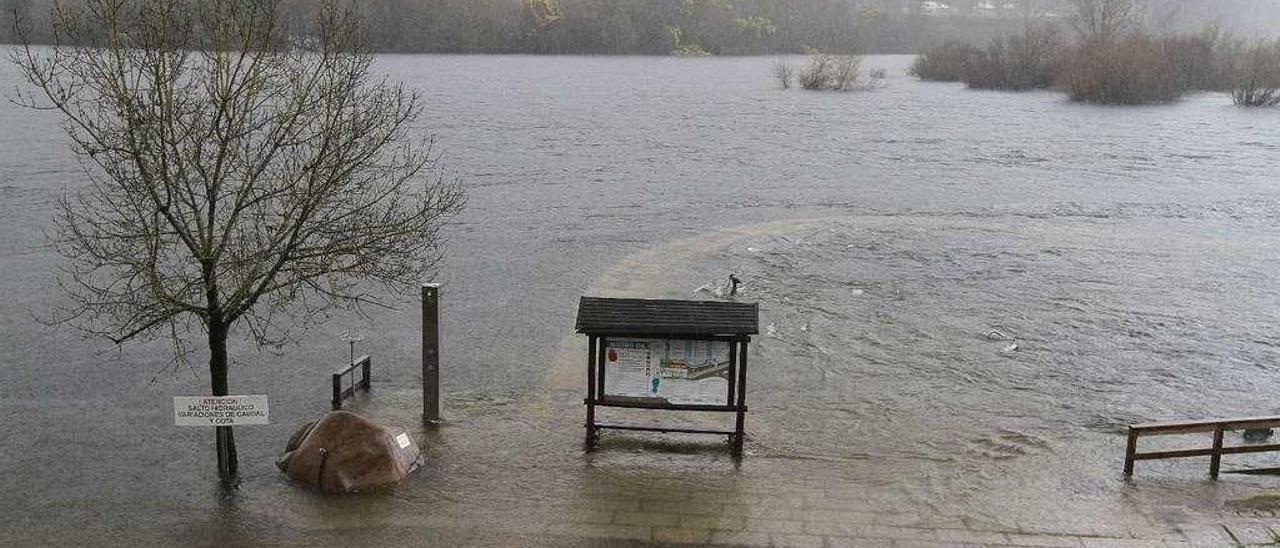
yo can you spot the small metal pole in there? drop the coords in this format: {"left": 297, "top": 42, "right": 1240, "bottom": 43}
{"left": 1123, "top": 428, "right": 1138, "bottom": 477}
{"left": 422, "top": 283, "right": 441, "bottom": 423}
{"left": 331, "top": 373, "right": 342, "bottom": 410}
{"left": 1210, "top": 426, "right": 1225, "bottom": 479}
{"left": 362, "top": 357, "right": 372, "bottom": 390}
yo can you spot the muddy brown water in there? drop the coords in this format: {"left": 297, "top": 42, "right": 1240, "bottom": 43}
{"left": 1, "top": 54, "right": 1279, "bottom": 546}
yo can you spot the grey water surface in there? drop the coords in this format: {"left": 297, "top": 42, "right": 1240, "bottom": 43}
{"left": 2, "top": 54, "right": 1278, "bottom": 546}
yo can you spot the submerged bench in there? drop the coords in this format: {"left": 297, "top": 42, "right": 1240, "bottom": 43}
{"left": 1124, "top": 416, "right": 1280, "bottom": 478}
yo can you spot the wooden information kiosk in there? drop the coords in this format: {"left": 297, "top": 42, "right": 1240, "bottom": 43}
{"left": 574, "top": 296, "right": 759, "bottom": 453}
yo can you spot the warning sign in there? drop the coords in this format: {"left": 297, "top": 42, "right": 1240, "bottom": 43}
{"left": 173, "top": 395, "right": 270, "bottom": 427}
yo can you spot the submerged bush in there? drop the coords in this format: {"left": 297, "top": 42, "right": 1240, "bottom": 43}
{"left": 1226, "top": 40, "right": 1280, "bottom": 107}
{"left": 911, "top": 23, "right": 1255, "bottom": 105}
{"left": 965, "top": 25, "right": 1062, "bottom": 91}
{"left": 909, "top": 41, "right": 981, "bottom": 82}
{"left": 798, "top": 54, "right": 862, "bottom": 91}
{"left": 772, "top": 59, "right": 794, "bottom": 89}
{"left": 1057, "top": 35, "right": 1189, "bottom": 105}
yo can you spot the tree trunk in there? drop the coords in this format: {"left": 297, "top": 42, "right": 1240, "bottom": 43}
{"left": 209, "top": 321, "right": 239, "bottom": 485}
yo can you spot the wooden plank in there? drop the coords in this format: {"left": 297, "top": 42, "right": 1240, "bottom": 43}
{"left": 1223, "top": 467, "right": 1280, "bottom": 475}
{"left": 734, "top": 339, "right": 749, "bottom": 454}
{"left": 334, "top": 355, "right": 372, "bottom": 376}
{"left": 594, "top": 423, "right": 737, "bottom": 436}
{"left": 589, "top": 398, "right": 746, "bottom": 412}
{"left": 1131, "top": 416, "right": 1280, "bottom": 435}
{"left": 727, "top": 341, "right": 738, "bottom": 405}
{"left": 586, "top": 336, "right": 597, "bottom": 441}
{"left": 1133, "top": 448, "right": 1218, "bottom": 460}
{"left": 1221, "top": 443, "right": 1280, "bottom": 456}
{"left": 1133, "top": 443, "right": 1280, "bottom": 461}
{"left": 1124, "top": 429, "right": 1139, "bottom": 477}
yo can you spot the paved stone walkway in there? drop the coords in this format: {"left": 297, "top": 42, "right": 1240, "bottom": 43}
{"left": 537, "top": 499, "right": 1278, "bottom": 547}
{"left": 341, "top": 391, "right": 1280, "bottom": 548}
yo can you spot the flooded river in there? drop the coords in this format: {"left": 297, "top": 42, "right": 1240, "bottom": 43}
{"left": 2, "top": 54, "right": 1279, "bottom": 546}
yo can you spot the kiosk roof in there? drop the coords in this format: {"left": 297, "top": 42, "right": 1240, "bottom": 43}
{"left": 575, "top": 296, "right": 759, "bottom": 337}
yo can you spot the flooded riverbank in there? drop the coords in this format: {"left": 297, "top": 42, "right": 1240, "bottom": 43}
{"left": 2, "top": 54, "right": 1278, "bottom": 546}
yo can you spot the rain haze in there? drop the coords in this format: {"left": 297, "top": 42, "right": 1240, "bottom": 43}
{"left": 2, "top": 1, "right": 1280, "bottom": 547}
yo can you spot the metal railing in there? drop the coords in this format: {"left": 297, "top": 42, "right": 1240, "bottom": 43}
{"left": 1124, "top": 415, "right": 1280, "bottom": 478}
{"left": 332, "top": 355, "right": 372, "bottom": 409}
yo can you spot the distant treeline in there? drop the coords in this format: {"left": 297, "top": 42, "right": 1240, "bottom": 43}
{"left": 3, "top": 0, "right": 1030, "bottom": 54}
{"left": 5, "top": 0, "right": 1277, "bottom": 55}
{"left": 2, "top": 0, "right": 1269, "bottom": 54}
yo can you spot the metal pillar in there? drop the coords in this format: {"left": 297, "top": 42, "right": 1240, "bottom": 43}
{"left": 422, "top": 283, "right": 441, "bottom": 423}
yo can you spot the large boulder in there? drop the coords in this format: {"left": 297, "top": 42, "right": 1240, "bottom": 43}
{"left": 276, "top": 411, "right": 422, "bottom": 493}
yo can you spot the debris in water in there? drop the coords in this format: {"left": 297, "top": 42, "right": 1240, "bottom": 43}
{"left": 1244, "top": 428, "right": 1274, "bottom": 442}
{"left": 986, "top": 329, "right": 1010, "bottom": 341}
{"left": 850, "top": 288, "right": 865, "bottom": 296}
{"left": 766, "top": 323, "right": 778, "bottom": 337}
{"left": 1000, "top": 343, "right": 1019, "bottom": 354}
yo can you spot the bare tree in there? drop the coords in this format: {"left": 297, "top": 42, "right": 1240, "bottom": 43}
{"left": 11, "top": 0, "right": 463, "bottom": 484}
{"left": 1067, "top": 0, "right": 1140, "bottom": 43}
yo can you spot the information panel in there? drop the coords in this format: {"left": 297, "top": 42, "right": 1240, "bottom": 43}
{"left": 174, "top": 395, "right": 270, "bottom": 426}
{"left": 603, "top": 338, "right": 731, "bottom": 406}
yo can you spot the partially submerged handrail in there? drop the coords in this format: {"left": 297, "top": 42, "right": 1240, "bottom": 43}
{"left": 332, "top": 355, "right": 372, "bottom": 409}
{"left": 1124, "top": 415, "right": 1280, "bottom": 478}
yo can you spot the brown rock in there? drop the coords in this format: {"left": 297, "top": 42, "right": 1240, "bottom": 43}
{"left": 276, "top": 411, "right": 422, "bottom": 493}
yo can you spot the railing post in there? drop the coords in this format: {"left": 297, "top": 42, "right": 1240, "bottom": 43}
{"left": 1123, "top": 428, "right": 1138, "bottom": 477}
{"left": 362, "top": 356, "right": 372, "bottom": 390}
{"left": 422, "top": 283, "right": 441, "bottom": 423}
{"left": 1210, "top": 426, "right": 1224, "bottom": 479}
{"left": 331, "top": 373, "right": 343, "bottom": 410}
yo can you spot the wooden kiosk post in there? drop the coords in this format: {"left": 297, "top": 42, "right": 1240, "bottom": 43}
{"left": 574, "top": 297, "right": 759, "bottom": 454}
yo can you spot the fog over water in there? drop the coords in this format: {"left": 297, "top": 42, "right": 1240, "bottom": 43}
{"left": 2, "top": 54, "right": 1279, "bottom": 545}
